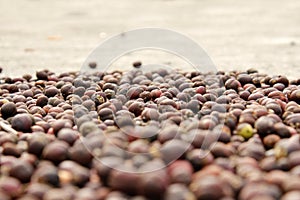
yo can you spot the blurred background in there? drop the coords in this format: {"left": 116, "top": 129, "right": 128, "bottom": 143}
{"left": 0, "top": 0, "right": 299, "bottom": 79}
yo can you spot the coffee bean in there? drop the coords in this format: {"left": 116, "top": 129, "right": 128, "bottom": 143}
{"left": 11, "top": 113, "right": 34, "bottom": 132}
{"left": 42, "top": 140, "right": 69, "bottom": 164}
{"left": 9, "top": 160, "right": 34, "bottom": 183}
{"left": 167, "top": 160, "right": 193, "bottom": 185}
{"left": 0, "top": 176, "right": 23, "bottom": 198}
{"left": 36, "top": 71, "right": 48, "bottom": 80}
{"left": 88, "top": 61, "right": 97, "bottom": 69}
{"left": 132, "top": 61, "right": 142, "bottom": 68}
{"left": 1, "top": 102, "right": 17, "bottom": 119}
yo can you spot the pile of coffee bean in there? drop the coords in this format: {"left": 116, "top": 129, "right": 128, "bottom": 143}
{"left": 0, "top": 66, "right": 300, "bottom": 200}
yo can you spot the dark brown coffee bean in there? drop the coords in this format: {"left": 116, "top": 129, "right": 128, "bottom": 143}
{"left": 102, "top": 83, "right": 117, "bottom": 92}
{"left": 211, "top": 103, "right": 227, "bottom": 113}
{"left": 186, "top": 100, "right": 201, "bottom": 113}
{"left": 165, "top": 88, "right": 178, "bottom": 97}
{"left": 141, "top": 108, "right": 160, "bottom": 122}
{"left": 114, "top": 117, "right": 134, "bottom": 129}
{"left": 127, "top": 87, "right": 144, "bottom": 99}
{"left": 190, "top": 175, "right": 233, "bottom": 200}
{"left": 159, "top": 98, "right": 177, "bottom": 109}
{"left": 127, "top": 139, "right": 149, "bottom": 154}
{"left": 44, "top": 86, "right": 59, "bottom": 97}
{"left": 198, "top": 117, "right": 217, "bottom": 130}
{"left": 224, "top": 114, "right": 238, "bottom": 130}
{"left": 274, "top": 123, "right": 291, "bottom": 138}
{"left": 26, "top": 183, "right": 52, "bottom": 200}
{"left": 128, "top": 102, "right": 144, "bottom": 117}
{"left": 73, "top": 78, "right": 91, "bottom": 89}
{"left": 266, "top": 102, "right": 282, "bottom": 115}
{"left": 167, "top": 160, "right": 193, "bottom": 185}
{"left": 36, "top": 95, "right": 48, "bottom": 107}
{"left": 72, "top": 86, "right": 85, "bottom": 97}
{"left": 138, "top": 161, "right": 169, "bottom": 199}
{"left": 225, "top": 78, "right": 241, "bottom": 91}
{"left": 178, "top": 82, "right": 192, "bottom": 92}
{"left": 22, "top": 89, "right": 33, "bottom": 98}
{"left": 270, "top": 75, "right": 289, "bottom": 87}
{"left": 108, "top": 165, "right": 140, "bottom": 195}
{"left": 88, "top": 61, "right": 97, "bottom": 69}
{"left": 101, "top": 141, "right": 127, "bottom": 157}
{"left": 36, "top": 70, "right": 48, "bottom": 80}
{"left": 150, "top": 89, "right": 162, "bottom": 100}
{"left": 93, "top": 156, "right": 124, "bottom": 186}
{"left": 248, "top": 92, "right": 264, "bottom": 101}
{"left": 79, "top": 121, "right": 99, "bottom": 137}
{"left": 51, "top": 119, "right": 72, "bottom": 135}
{"left": 239, "top": 142, "right": 265, "bottom": 161}
{"left": 8, "top": 84, "right": 19, "bottom": 93}
{"left": 160, "top": 139, "right": 190, "bottom": 164}
{"left": 213, "top": 125, "right": 231, "bottom": 143}
{"left": 104, "top": 89, "right": 115, "bottom": 99}
{"left": 138, "top": 91, "right": 151, "bottom": 102}
{"left": 132, "top": 61, "right": 142, "bottom": 68}
{"left": 60, "top": 84, "right": 74, "bottom": 99}
{"left": 19, "top": 152, "right": 37, "bottom": 166}
{"left": 289, "top": 89, "right": 300, "bottom": 104}
{"left": 157, "top": 68, "right": 168, "bottom": 77}
{"left": 263, "top": 87, "right": 278, "bottom": 96}
{"left": 11, "top": 113, "right": 34, "bottom": 132}
{"left": 42, "top": 140, "right": 69, "bottom": 164}
{"left": 158, "top": 125, "right": 182, "bottom": 144}
{"left": 1, "top": 102, "right": 17, "bottom": 119}
{"left": 268, "top": 90, "right": 287, "bottom": 102}
{"left": 21, "top": 74, "right": 31, "bottom": 82}
{"left": 238, "top": 181, "right": 281, "bottom": 200}
{"left": 59, "top": 160, "right": 90, "bottom": 187}
{"left": 246, "top": 68, "right": 258, "bottom": 74}
{"left": 31, "top": 162, "right": 59, "bottom": 186}
{"left": 285, "top": 113, "right": 300, "bottom": 128}
{"left": 27, "top": 133, "right": 48, "bottom": 156}
{"left": 263, "top": 134, "right": 280, "bottom": 149}
{"left": 130, "top": 155, "right": 150, "bottom": 169}
{"left": 255, "top": 116, "right": 276, "bottom": 138}
{"left": 203, "top": 93, "right": 217, "bottom": 101}
{"left": 260, "top": 157, "right": 279, "bottom": 172}
{"left": 210, "top": 142, "right": 235, "bottom": 158}
{"left": 216, "top": 95, "right": 231, "bottom": 104}
{"left": 195, "top": 86, "right": 206, "bottom": 95}
{"left": 9, "top": 160, "right": 34, "bottom": 183}
{"left": 273, "top": 83, "right": 286, "bottom": 91}
{"left": 2, "top": 142, "right": 22, "bottom": 157}
{"left": 98, "top": 107, "right": 114, "bottom": 121}
{"left": 237, "top": 74, "right": 252, "bottom": 85}
{"left": 12, "top": 95, "right": 26, "bottom": 103}
{"left": 165, "top": 184, "right": 196, "bottom": 200}
{"left": 35, "top": 121, "right": 51, "bottom": 132}
{"left": 68, "top": 141, "right": 93, "bottom": 167}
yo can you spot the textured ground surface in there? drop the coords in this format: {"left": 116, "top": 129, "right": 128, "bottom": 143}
{"left": 0, "top": 0, "right": 299, "bottom": 79}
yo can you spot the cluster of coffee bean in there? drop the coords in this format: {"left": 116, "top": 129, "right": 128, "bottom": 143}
{"left": 0, "top": 66, "right": 300, "bottom": 200}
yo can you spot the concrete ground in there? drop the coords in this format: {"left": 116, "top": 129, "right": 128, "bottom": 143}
{"left": 0, "top": 0, "right": 299, "bottom": 79}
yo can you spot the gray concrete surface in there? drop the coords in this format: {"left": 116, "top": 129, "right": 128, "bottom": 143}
{"left": 0, "top": 0, "right": 299, "bottom": 79}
